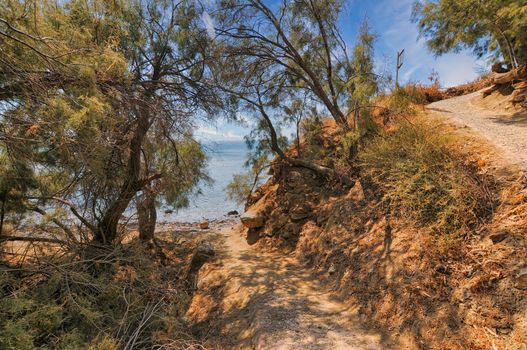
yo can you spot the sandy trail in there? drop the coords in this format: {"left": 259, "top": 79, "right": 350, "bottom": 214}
{"left": 199, "top": 225, "right": 389, "bottom": 349}
{"left": 427, "top": 91, "right": 527, "bottom": 170}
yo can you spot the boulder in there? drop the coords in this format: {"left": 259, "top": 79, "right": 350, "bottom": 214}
{"left": 241, "top": 192, "right": 270, "bottom": 229}
{"left": 199, "top": 220, "right": 209, "bottom": 230}
{"left": 186, "top": 241, "right": 215, "bottom": 292}
{"left": 240, "top": 212, "right": 265, "bottom": 228}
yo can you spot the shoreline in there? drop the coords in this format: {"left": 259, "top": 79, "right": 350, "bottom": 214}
{"left": 140, "top": 216, "right": 240, "bottom": 233}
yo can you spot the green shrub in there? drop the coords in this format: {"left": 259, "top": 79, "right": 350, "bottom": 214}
{"left": 359, "top": 120, "right": 495, "bottom": 236}
{"left": 0, "top": 242, "right": 193, "bottom": 349}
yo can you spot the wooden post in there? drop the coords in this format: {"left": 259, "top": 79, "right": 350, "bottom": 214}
{"left": 396, "top": 49, "right": 405, "bottom": 89}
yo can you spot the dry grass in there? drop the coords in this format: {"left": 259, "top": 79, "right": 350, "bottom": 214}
{"left": 358, "top": 117, "right": 497, "bottom": 237}
{"left": 0, "top": 233, "right": 207, "bottom": 350}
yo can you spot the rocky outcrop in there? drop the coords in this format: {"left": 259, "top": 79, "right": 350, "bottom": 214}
{"left": 517, "top": 267, "right": 527, "bottom": 289}
{"left": 240, "top": 192, "right": 273, "bottom": 229}
{"left": 240, "top": 212, "right": 265, "bottom": 229}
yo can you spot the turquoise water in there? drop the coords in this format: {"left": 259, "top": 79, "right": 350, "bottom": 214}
{"left": 160, "top": 141, "right": 248, "bottom": 223}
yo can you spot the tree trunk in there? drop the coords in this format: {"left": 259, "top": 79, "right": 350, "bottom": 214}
{"left": 95, "top": 105, "right": 150, "bottom": 244}
{"left": 295, "top": 119, "right": 301, "bottom": 158}
{"left": 0, "top": 198, "right": 5, "bottom": 238}
{"left": 257, "top": 103, "right": 354, "bottom": 187}
{"left": 138, "top": 189, "right": 157, "bottom": 242}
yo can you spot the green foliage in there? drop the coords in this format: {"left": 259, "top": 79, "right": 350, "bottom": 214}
{"left": 0, "top": 0, "right": 220, "bottom": 242}
{"left": 0, "top": 244, "right": 192, "bottom": 349}
{"left": 226, "top": 173, "right": 253, "bottom": 206}
{"left": 359, "top": 120, "right": 496, "bottom": 236}
{"left": 226, "top": 154, "right": 268, "bottom": 206}
{"left": 413, "top": 0, "right": 527, "bottom": 67}
{"left": 301, "top": 115, "right": 327, "bottom": 162}
{"left": 388, "top": 86, "right": 427, "bottom": 114}
{"left": 347, "top": 21, "right": 379, "bottom": 108}
{"left": 144, "top": 132, "right": 209, "bottom": 211}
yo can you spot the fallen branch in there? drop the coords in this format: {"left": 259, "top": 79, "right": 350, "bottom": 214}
{"left": 492, "top": 65, "right": 527, "bottom": 85}
{"left": 0, "top": 235, "right": 67, "bottom": 245}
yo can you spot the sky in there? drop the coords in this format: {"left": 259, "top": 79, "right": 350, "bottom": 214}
{"left": 195, "top": 0, "right": 487, "bottom": 142}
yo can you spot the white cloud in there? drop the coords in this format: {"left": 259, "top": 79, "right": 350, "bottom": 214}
{"left": 195, "top": 125, "right": 244, "bottom": 141}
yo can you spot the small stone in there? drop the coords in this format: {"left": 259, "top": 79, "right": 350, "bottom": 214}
{"left": 328, "top": 264, "right": 337, "bottom": 275}
{"left": 435, "top": 265, "right": 452, "bottom": 275}
{"left": 199, "top": 220, "right": 209, "bottom": 230}
{"left": 496, "top": 327, "right": 513, "bottom": 335}
{"left": 290, "top": 204, "right": 311, "bottom": 222}
{"left": 516, "top": 267, "right": 527, "bottom": 289}
{"left": 489, "top": 230, "right": 508, "bottom": 244}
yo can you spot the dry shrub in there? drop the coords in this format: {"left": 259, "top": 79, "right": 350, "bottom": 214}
{"left": 0, "top": 240, "right": 200, "bottom": 350}
{"left": 442, "top": 74, "right": 492, "bottom": 98}
{"left": 359, "top": 118, "right": 497, "bottom": 237}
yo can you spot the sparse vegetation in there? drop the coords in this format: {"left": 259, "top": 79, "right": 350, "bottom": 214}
{"left": 1, "top": 0, "right": 526, "bottom": 348}
{"left": 0, "top": 239, "right": 199, "bottom": 350}
{"left": 359, "top": 118, "right": 496, "bottom": 237}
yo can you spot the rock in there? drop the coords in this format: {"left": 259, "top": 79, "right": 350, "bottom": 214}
{"left": 164, "top": 209, "right": 174, "bottom": 214}
{"left": 270, "top": 215, "right": 289, "bottom": 234}
{"left": 186, "top": 241, "right": 215, "bottom": 292}
{"left": 199, "top": 220, "right": 209, "bottom": 230}
{"left": 282, "top": 222, "right": 301, "bottom": 238}
{"left": 241, "top": 192, "right": 270, "bottom": 228}
{"left": 246, "top": 228, "right": 261, "bottom": 245}
{"left": 290, "top": 204, "right": 311, "bottom": 222}
{"left": 281, "top": 230, "right": 292, "bottom": 239}
{"left": 496, "top": 327, "right": 513, "bottom": 335}
{"left": 516, "top": 267, "right": 527, "bottom": 289}
{"left": 489, "top": 230, "right": 508, "bottom": 244}
{"left": 347, "top": 181, "right": 365, "bottom": 201}
{"left": 227, "top": 210, "right": 239, "bottom": 216}
{"left": 290, "top": 212, "right": 309, "bottom": 221}
{"left": 435, "top": 265, "right": 452, "bottom": 275}
{"left": 328, "top": 264, "right": 337, "bottom": 275}
{"left": 240, "top": 212, "right": 265, "bottom": 228}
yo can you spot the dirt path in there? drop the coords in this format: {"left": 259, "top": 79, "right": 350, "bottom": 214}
{"left": 427, "top": 91, "right": 527, "bottom": 170}
{"left": 190, "top": 225, "right": 391, "bottom": 349}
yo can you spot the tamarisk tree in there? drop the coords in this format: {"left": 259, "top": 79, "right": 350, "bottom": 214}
{"left": 0, "top": 0, "right": 222, "bottom": 245}
{"left": 209, "top": 0, "right": 377, "bottom": 182}
{"left": 413, "top": 0, "right": 527, "bottom": 68}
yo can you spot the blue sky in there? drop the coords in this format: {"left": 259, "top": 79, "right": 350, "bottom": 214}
{"left": 196, "top": 0, "right": 487, "bottom": 142}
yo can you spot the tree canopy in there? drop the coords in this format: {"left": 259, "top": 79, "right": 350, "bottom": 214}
{"left": 0, "top": 0, "right": 222, "bottom": 244}
{"left": 413, "top": 0, "right": 527, "bottom": 68}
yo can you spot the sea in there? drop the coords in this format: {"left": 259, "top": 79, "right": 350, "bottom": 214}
{"left": 159, "top": 140, "right": 249, "bottom": 223}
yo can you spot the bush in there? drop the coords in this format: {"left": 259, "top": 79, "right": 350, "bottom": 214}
{"left": 0, "top": 242, "right": 194, "bottom": 349}
{"left": 359, "top": 119, "right": 496, "bottom": 236}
